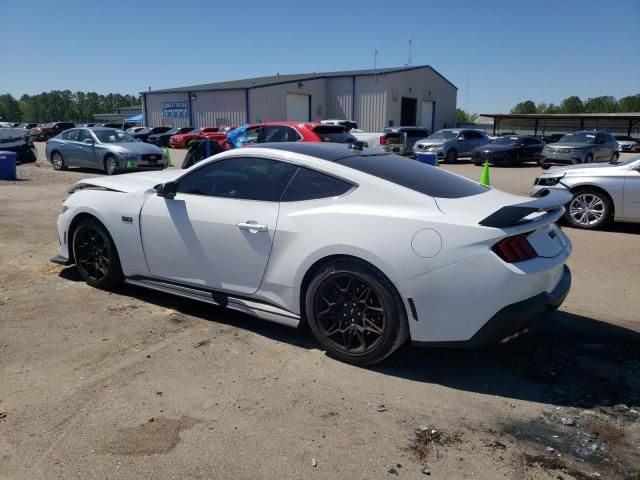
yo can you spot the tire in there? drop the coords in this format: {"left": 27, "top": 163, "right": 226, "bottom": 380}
{"left": 444, "top": 149, "right": 457, "bottom": 164}
{"left": 104, "top": 155, "right": 118, "bottom": 175}
{"left": 564, "top": 188, "right": 612, "bottom": 230}
{"left": 610, "top": 152, "right": 619, "bottom": 163}
{"left": 507, "top": 152, "right": 520, "bottom": 166}
{"left": 583, "top": 154, "right": 593, "bottom": 164}
{"left": 72, "top": 218, "right": 123, "bottom": 289}
{"left": 51, "top": 151, "right": 67, "bottom": 170}
{"left": 304, "top": 259, "right": 409, "bottom": 365}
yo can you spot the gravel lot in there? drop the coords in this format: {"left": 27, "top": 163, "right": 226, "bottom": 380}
{"left": 1, "top": 144, "right": 639, "bottom": 480}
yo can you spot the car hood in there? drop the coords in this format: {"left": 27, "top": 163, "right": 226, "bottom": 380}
{"left": 475, "top": 144, "right": 516, "bottom": 153}
{"left": 68, "top": 169, "right": 181, "bottom": 194}
{"left": 618, "top": 140, "right": 637, "bottom": 145}
{"left": 105, "top": 142, "right": 163, "bottom": 155}
{"left": 546, "top": 142, "right": 593, "bottom": 148}
{"left": 416, "top": 139, "right": 449, "bottom": 147}
{"left": 543, "top": 162, "right": 623, "bottom": 175}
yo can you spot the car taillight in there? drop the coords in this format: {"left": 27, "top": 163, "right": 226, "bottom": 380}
{"left": 379, "top": 135, "right": 387, "bottom": 145}
{"left": 492, "top": 233, "right": 537, "bottom": 263}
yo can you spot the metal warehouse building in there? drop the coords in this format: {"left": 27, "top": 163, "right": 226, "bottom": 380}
{"left": 141, "top": 65, "right": 457, "bottom": 132}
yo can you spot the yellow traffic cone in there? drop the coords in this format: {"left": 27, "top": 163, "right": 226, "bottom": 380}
{"left": 480, "top": 160, "right": 490, "bottom": 186}
{"left": 164, "top": 146, "right": 173, "bottom": 167}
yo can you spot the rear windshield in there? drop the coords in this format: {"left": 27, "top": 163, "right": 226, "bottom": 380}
{"left": 336, "top": 154, "right": 488, "bottom": 198}
{"left": 312, "top": 126, "right": 356, "bottom": 144}
{"left": 559, "top": 133, "right": 595, "bottom": 144}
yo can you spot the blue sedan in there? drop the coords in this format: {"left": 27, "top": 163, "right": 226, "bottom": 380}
{"left": 46, "top": 127, "right": 167, "bottom": 175}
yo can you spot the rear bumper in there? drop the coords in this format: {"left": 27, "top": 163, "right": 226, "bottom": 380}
{"left": 413, "top": 265, "right": 571, "bottom": 347}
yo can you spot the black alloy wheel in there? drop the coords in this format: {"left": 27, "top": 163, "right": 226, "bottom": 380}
{"left": 72, "top": 219, "right": 123, "bottom": 289}
{"left": 305, "top": 260, "right": 409, "bottom": 365}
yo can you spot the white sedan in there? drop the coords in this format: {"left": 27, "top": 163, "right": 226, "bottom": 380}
{"left": 52, "top": 143, "right": 573, "bottom": 365}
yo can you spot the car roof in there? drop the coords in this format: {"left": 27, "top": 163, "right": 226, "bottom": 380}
{"left": 252, "top": 142, "right": 387, "bottom": 161}
{"left": 86, "top": 127, "right": 121, "bottom": 131}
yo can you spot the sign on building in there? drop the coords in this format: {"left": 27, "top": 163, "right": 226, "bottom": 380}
{"left": 162, "top": 102, "right": 188, "bottom": 118}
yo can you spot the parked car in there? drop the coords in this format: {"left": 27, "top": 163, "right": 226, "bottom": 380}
{"left": 541, "top": 133, "right": 566, "bottom": 144}
{"left": 413, "top": 128, "right": 490, "bottom": 163}
{"left": 45, "top": 127, "right": 166, "bottom": 175}
{"left": 321, "top": 119, "right": 358, "bottom": 131}
{"left": 350, "top": 130, "right": 406, "bottom": 154}
{"left": 30, "top": 122, "right": 75, "bottom": 141}
{"left": 125, "top": 127, "right": 146, "bottom": 135}
{"left": 532, "top": 156, "right": 640, "bottom": 230}
{"left": 148, "top": 127, "right": 195, "bottom": 148}
{"left": 0, "top": 126, "right": 38, "bottom": 163}
{"left": 615, "top": 136, "right": 640, "bottom": 153}
{"left": 18, "top": 123, "right": 38, "bottom": 130}
{"left": 382, "top": 127, "right": 430, "bottom": 155}
{"left": 52, "top": 142, "right": 572, "bottom": 365}
{"left": 239, "top": 122, "right": 357, "bottom": 146}
{"left": 169, "top": 127, "right": 221, "bottom": 149}
{"left": 541, "top": 131, "right": 619, "bottom": 166}
{"left": 472, "top": 135, "right": 545, "bottom": 166}
{"left": 132, "top": 126, "right": 172, "bottom": 143}
{"left": 487, "top": 131, "right": 517, "bottom": 141}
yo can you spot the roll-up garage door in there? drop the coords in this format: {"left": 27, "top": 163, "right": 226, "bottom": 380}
{"left": 286, "top": 93, "right": 310, "bottom": 122}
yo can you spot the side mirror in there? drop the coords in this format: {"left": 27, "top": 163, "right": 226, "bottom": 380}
{"left": 84, "top": 138, "right": 95, "bottom": 145}
{"left": 156, "top": 181, "right": 177, "bottom": 199}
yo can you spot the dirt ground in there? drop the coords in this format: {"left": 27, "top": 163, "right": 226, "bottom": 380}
{"left": 1, "top": 144, "right": 639, "bottom": 480}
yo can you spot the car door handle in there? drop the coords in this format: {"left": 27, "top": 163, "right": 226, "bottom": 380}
{"left": 237, "top": 221, "right": 268, "bottom": 232}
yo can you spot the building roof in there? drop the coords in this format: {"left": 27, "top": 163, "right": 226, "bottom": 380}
{"left": 143, "top": 65, "right": 457, "bottom": 95}
{"left": 481, "top": 112, "right": 640, "bottom": 120}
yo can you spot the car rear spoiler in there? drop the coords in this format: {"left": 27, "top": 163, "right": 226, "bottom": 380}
{"left": 479, "top": 188, "right": 572, "bottom": 228}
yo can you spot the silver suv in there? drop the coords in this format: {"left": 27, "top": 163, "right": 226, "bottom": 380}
{"left": 413, "top": 129, "right": 489, "bottom": 163}
{"left": 541, "top": 131, "right": 619, "bottom": 166}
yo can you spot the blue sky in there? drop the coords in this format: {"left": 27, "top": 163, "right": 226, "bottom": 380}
{"left": 1, "top": 0, "right": 638, "bottom": 113}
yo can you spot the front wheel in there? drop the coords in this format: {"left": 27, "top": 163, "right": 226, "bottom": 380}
{"left": 444, "top": 149, "right": 457, "bottom": 164}
{"left": 583, "top": 154, "right": 593, "bottom": 164}
{"left": 72, "top": 218, "right": 123, "bottom": 289}
{"left": 610, "top": 152, "right": 619, "bottom": 163}
{"left": 564, "top": 189, "right": 612, "bottom": 230}
{"left": 104, "top": 155, "right": 118, "bottom": 175}
{"left": 305, "top": 260, "right": 409, "bottom": 365}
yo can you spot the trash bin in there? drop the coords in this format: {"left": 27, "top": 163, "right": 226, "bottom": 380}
{"left": 0, "top": 151, "right": 17, "bottom": 180}
{"left": 415, "top": 152, "right": 438, "bottom": 166}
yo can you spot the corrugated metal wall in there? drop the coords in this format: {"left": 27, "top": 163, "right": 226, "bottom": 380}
{"left": 327, "top": 77, "right": 353, "bottom": 120}
{"left": 145, "top": 92, "right": 191, "bottom": 128}
{"left": 354, "top": 76, "right": 387, "bottom": 131}
{"left": 249, "top": 78, "right": 327, "bottom": 122}
{"left": 191, "top": 90, "right": 246, "bottom": 127}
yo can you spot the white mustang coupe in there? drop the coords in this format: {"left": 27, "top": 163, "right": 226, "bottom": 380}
{"left": 52, "top": 143, "right": 573, "bottom": 365}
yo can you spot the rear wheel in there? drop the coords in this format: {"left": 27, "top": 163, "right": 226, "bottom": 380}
{"left": 564, "top": 188, "right": 612, "bottom": 230}
{"left": 305, "top": 260, "right": 409, "bottom": 365}
{"left": 72, "top": 218, "right": 123, "bottom": 289}
{"left": 51, "top": 151, "right": 67, "bottom": 170}
{"left": 104, "top": 155, "right": 118, "bottom": 175}
{"left": 444, "top": 149, "right": 457, "bottom": 164}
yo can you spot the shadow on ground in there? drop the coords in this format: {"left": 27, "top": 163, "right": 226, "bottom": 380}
{"left": 60, "top": 267, "right": 640, "bottom": 409}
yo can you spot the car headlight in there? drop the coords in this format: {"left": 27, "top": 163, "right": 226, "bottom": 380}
{"left": 536, "top": 175, "right": 564, "bottom": 186}
{"left": 122, "top": 151, "right": 137, "bottom": 160}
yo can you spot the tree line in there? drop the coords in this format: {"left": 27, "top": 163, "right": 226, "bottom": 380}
{"left": 0, "top": 91, "right": 140, "bottom": 123}
{"left": 510, "top": 94, "right": 640, "bottom": 114}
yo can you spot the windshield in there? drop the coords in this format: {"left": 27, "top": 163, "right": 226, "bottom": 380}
{"left": 95, "top": 130, "right": 136, "bottom": 143}
{"left": 559, "top": 133, "right": 596, "bottom": 144}
{"left": 164, "top": 128, "right": 180, "bottom": 135}
{"left": 428, "top": 130, "right": 458, "bottom": 141}
{"left": 491, "top": 137, "right": 519, "bottom": 145}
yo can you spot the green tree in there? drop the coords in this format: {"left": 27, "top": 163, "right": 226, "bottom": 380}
{"left": 617, "top": 94, "right": 640, "bottom": 112}
{"left": 456, "top": 108, "right": 478, "bottom": 124}
{"left": 583, "top": 96, "right": 617, "bottom": 113}
{"left": 560, "top": 96, "right": 584, "bottom": 113}
{"left": 0, "top": 94, "right": 22, "bottom": 121}
{"left": 511, "top": 100, "right": 537, "bottom": 114}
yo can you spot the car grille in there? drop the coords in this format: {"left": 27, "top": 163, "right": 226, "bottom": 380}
{"left": 547, "top": 147, "right": 571, "bottom": 153}
{"left": 141, "top": 154, "right": 163, "bottom": 161}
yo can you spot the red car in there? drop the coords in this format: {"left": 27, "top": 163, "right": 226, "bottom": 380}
{"left": 234, "top": 122, "right": 356, "bottom": 146}
{"left": 169, "top": 127, "right": 220, "bottom": 148}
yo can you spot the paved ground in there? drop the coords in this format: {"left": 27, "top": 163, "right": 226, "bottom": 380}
{"left": 1, "top": 144, "right": 638, "bottom": 480}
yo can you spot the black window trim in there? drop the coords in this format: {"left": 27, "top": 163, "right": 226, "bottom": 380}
{"left": 172, "top": 153, "right": 358, "bottom": 203}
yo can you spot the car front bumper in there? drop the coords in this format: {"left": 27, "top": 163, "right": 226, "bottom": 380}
{"left": 412, "top": 265, "right": 571, "bottom": 347}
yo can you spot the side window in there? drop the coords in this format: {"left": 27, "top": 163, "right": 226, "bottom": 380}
{"left": 284, "top": 127, "right": 302, "bottom": 142}
{"left": 176, "top": 157, "right": 298, "bottom": 202}
{"left": 262, "top": 126, "right": 289, "bottom": 143}
{"left": 64, "top": 129, "right": 81, "bottom": 141}
{"left": 595, "top": 133, "right": 605, "bottom": 144}
{"left": 76, "top": 130, "right": 93, "bottom": 142}
{"left": 523, "top": 137, "right": 538, "bottom": 145}
{"left": 245, "top": 126, "right": 261, "bottom": 144}
{"left": 468, "top": 131, "right": 484, "bottom": 140}
{"left": 281, "top": 167, "right": 353, "bottom": 201}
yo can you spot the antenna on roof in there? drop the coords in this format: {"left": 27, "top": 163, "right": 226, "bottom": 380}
{"left": 405, "top": 36, "right": 413, "bottom": 67}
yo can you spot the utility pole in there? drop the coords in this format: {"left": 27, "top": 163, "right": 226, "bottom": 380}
{"left": 406, "top": 36, "right": 413, "bottom": 67}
